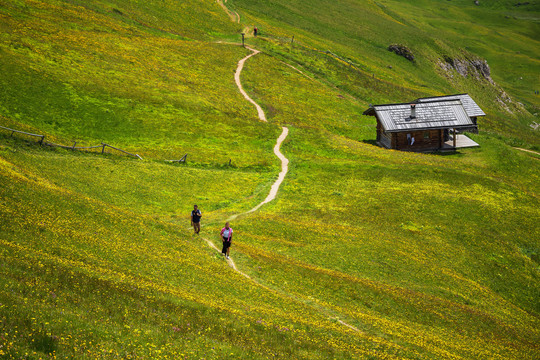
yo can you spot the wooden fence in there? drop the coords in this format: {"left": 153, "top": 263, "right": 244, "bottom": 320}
{"left": 0, "top": 125, "right": 45, "bottom": 145}
{"left": 165, "top": 154, "right": 188, "bottom": 163}
{"left": 0, "top": 125, "right": 143, "bottom": 160}
{"left": 261, "top": 33, "right": 368, "bottom": 74}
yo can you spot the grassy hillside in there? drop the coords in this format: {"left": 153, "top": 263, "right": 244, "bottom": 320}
{"left": 0, "top": 0, "right": 539, "bottom": 359}
{"left": 0, "top": 0, "right": 277, "bottom": 165}
{"left": 235, "top": 0, "right": 540, "bottom": 144}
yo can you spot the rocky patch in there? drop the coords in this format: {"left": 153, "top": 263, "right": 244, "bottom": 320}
{"left": 438, "top": 53, "right": 527, "bottom": 114}
{"left": 388, "top": 44, "right": 414, "bottom": 62}
{"left": 441, "top": 55, "right": 492, "bottom": 82}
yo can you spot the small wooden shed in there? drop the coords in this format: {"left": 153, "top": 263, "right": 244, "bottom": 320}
{"left": 363, "top": 99, "right": 477, "bottom": 151}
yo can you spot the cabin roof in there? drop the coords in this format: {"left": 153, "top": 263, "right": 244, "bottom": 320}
{"left": 415, "top": 93, "right": 486, "bottom": 117}
{"left": 363, "top": 99, "right": 473, "bottom": 132}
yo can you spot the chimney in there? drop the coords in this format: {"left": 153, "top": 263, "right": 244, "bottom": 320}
{"left": 410, "top": 104, "right": 416, "bottom": 119}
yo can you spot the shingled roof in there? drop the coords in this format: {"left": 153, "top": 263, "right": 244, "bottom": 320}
{"left": 415, "top": 94, "right": 486, "bottom": 117}
{"left": 363, "top": 99, "right": 473, "bottom": 132}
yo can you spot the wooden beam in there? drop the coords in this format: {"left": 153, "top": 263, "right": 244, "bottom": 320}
{"left": 453, "top": 128, "right": 456, "bottom": 148}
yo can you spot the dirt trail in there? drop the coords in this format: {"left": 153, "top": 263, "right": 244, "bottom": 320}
{"left": 201, "top": 233, "right": 363, "bottom": 333}
{"left": 228, "top": 48, "right": 290, "bottom": 217}
{"left": 234, "top": 48, "right": 267, "bottom": 122}
{"left": 514, "top": 147, "right": 540, "bottom": 158}
{"left": 216, "top": 0, "right": 240, "bottom": 23}
{"left": 282, "top": 62, "right": 316, "bottom": 82}
{"left": 228, "top": 126, "right": 289, "bottom": 222}
{"left": 245, "top": 127, "right": 289, "bottom": 211}
{"left": 202, "top": 48, "right": 290, "bottom": 263}
{"left": 201, "top": 233, "right": 364, "bottom": 336}
{"left": 208, "top": 13, "right": 363, "bottom": 333}
{"left": 201, "top": 236, "right": 251, "bottom": 279}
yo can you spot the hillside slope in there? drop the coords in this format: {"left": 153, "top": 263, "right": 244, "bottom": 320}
{"left": 0, "top": 0, "right": 539, "bottom": 359}
{"left": 235, "top": 0, "right": 539, "bottom": 144}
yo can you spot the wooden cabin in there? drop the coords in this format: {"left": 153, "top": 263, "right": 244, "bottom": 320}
{"left": 363, "top": 98, "right": 479, "bottom": 152}
{"left": 415, "top": 94, "right": 485, "bottom": 133}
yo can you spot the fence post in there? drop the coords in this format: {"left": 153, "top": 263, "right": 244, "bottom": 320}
{"left": 39, "top": 135, "right": 45, "bottom": 145}
{"left": 72, "top": 141, "right": 77, "bottom": 150}
{"left": 101, "top": 143, "right": 106, "bottom": 154}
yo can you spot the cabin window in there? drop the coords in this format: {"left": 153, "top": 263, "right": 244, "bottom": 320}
{"left": 424, "top": 132, "right": 430, "bottom": 139}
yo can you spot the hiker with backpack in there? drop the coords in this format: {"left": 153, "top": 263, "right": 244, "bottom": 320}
{"left": 191, "top": 204, "right": 202, "bottom": 234}
{"left": 220, "top": 222, "right": 233, "bottom": 259}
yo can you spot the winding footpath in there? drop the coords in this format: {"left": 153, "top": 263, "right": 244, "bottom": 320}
{"left": 514, "top": 147, "right": 540, "bottom": 159}
{"left": 202, "top": 46, "right": 290, "bottom": 270}
{"left": 234, "top": 48, "right": 267, "bottom": 122}
{"left": 243, "top": 127, "right": 289, "bottom": 214}
{"left": 216, "top": 0, "right": 240, "bottom": 23}
{"left": 202, "top": 41, "right": 362, "bottom": 334}
{"left": 227, "top": 47, "right": 290, "bottom": 219}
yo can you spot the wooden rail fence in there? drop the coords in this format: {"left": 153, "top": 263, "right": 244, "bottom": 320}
{"left": 165, "top": 154, "right": 188, "bottom": 163}
{"left": 261, "top": 34, "right": 369, "bottom": 74}
{"left": 0, "top": 125, "right": 143, "bottom": 160}
{"left": 0, "top": 125, "right": 45, "bottom": 145}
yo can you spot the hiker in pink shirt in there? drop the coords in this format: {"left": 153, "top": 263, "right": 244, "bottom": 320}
{"left": 220, "top": 222, "right": 233, "bottom": 259}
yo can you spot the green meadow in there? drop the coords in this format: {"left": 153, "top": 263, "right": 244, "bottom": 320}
{"left": 0, "top": 0, "right": 539, "bottom": 359}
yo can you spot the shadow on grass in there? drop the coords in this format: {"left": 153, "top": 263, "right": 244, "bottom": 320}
{"left": 361, "top": 139, "right": 378, "bottom": 146}
{"left": 358, "top": 139, "right": 466, "bottom": 157}
{"left": 431, "top": 150, "right": 464, "bottom": 157}
{"left": 30, "top": 331, "right": 58, "bottom": 354}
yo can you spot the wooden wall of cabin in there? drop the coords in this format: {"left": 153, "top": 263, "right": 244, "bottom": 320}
{"left": 394, "top": 129, "right": 442, "bottom": 150}
{"left": 380, "top": 131, "right": 392, "bottom": 148}
{"left": 376, "top": 119, "right": 393, "bottom": 149}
